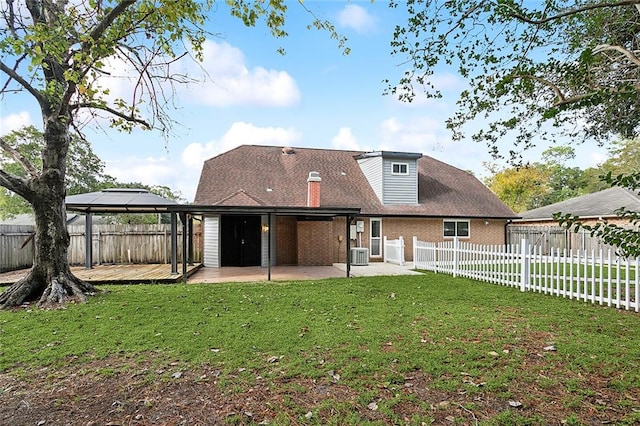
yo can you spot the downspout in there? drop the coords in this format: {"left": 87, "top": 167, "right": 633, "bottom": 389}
{"left": 504, "top": 219, "right": 512, "bottom": 246}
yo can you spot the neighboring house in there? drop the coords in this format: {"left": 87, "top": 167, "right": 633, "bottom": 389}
{"left": 193, "top": 145, "right": 518, "bottom": 267}
{"left": 510, "top": 187, "right": 640, "bottom": 252}
{"left": 514, "top": 187, "right": 640, "bottom": 226}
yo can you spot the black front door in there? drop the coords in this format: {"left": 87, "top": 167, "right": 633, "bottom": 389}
{"left": 221, "top": 215, "right": 261, "bottom": 267}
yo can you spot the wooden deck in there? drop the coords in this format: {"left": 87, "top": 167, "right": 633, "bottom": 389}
{"left": 0, "top": 263, "right": 202, "bottom": 285}
{"left": 1, "top": 263, "right": 421, "bottom": 286}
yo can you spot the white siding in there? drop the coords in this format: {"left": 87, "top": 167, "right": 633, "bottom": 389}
{"left": 382, "top": 158, "right": 418, "bottom": 204}
{"left": 260, "top": 215, "right": 277, "bottom": 267}
{"left": 203, "top": 215, "right": 220, "bottom": 267}
{"left": 357, "top": 156, "right": 383, "bottom": 203}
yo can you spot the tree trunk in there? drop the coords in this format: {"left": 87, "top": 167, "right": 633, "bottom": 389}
{"left": 0, "top": 119, "right": 98, "bottom": 309}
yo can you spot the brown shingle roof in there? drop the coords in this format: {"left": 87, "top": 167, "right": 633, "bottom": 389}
{"left": 194, "top": 145, "right": 517, "bottom": 219}
{"left": 516, "top": 187, "right": 640, "bottom": 221}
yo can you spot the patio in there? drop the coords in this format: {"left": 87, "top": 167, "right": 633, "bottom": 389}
{"left": 0, "top": 262, "right": 422, "bottom": 286}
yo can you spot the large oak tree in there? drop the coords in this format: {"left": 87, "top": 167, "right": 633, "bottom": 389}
{"left": 0, "top": 0, "right": 344, "bottom": 309}
{"left": 388, "top": 0, "right": 640, "bottom": 254}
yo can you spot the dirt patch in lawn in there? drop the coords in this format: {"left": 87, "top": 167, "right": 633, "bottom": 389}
{"left": 1, "top": 354, "right": 637, "bottom": 425}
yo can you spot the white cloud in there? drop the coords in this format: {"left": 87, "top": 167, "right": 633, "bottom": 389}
{"left": 105, "top": 155, "right": 199, "bottom": 202}
{"left": 220, "top": 122, "right": 301, "bottom": 149}
{"left": 107, "top": 122, "right": 303, "bottom": 201}
{"left": 337, "top": 4, "right": 377, "bottom": 34}
{"left": 331, "top": 127, "right": 357, "bottom": 150}
{"left": 182, "top": 40, "right": 301, "bottom": 107}
{"left": 105, "top": 157, "right": 174, "bottom": 187}
{"left": 77, "top": 39, "right": 300, "bottom": 128}
{"left": 378, "top": 115, "right": 491, "bottom": 175}
{"left": 0, "top": 111, "right": 33, "bottom": 135}
{"left": 330, "top": 127, "right": 372, "bottom": 152}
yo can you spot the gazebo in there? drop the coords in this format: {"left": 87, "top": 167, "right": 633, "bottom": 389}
{"left": 65, "top": 188, "right": 196, "bottom": 279}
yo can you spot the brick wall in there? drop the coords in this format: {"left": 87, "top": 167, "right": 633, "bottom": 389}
{"left": 276, "top": 216, "right": 297, "bottom": 265}
{"left": 336, "top": 217, "right": 508, "bottom": 262}
{"left": 297, "top": 220, "right": 334, "bottom": 265}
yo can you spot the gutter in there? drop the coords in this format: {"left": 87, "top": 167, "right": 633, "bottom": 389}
{"left": 505, "top": 219, "right": 512, "bottom": 246}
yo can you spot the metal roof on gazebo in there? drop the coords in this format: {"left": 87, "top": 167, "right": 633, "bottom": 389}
{"left": 64, "top": 188, "right": 186, "bottom": 276}
{"left": 65, "top": 188, "right": 178, "bottom": 213}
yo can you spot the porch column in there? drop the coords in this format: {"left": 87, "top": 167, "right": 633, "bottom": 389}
{"left": 84, "top": 212, "right": 93, "bottom": 269}
{"left": 267, "top": 212, "right": 272, "bottom": 281}
{"left": 346, "top": 214, "right": 351, "bottom": 277}
{"left": 170, "top": 212, "right": 178, "bottom": 274}
{"left": 187, "top": 214, "right": 194, "bottom": 265}
{"left": 180, "top": 212, "right": 188, "bottom": 282}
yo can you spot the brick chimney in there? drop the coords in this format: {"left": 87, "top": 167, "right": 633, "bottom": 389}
{"left": 307, "top": 171, "right": 321, "bottom": 207}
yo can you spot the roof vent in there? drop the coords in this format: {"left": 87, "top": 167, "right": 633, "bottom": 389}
{"left": 282, "top": 147, "right": 295, "bottom": 155}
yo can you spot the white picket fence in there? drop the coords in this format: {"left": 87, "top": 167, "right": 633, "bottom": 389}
{"left": 383, "top": 236, "right": 405, "bottom": 265}
{"left": 413, "top": 236, "right": 639, "bottom": 312}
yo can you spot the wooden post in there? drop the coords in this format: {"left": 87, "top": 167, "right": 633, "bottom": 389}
{"left": 346, "top": 215, "right": 351, "bottom": 278}
{"left": 84, "top": 212, "right": 93, "bottom": 269}
{"left": 170, "top": 212, "right": 178, "bottom": 275}
{"left": 520, "top": 238, "right": 528, "bottom": 292}
{"left": 453, "top": 237, "right": 459, "bottom": 278}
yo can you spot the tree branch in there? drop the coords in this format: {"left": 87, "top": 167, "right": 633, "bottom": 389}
{"left": 513, "top": 71, "right": 640, "bottom": 108}
{"left": 87, "top": 0, "right": 136, "bottom": 43}
{"left": 513, "top": 74, "right": 567, "bottom": 103}
{"left": 502, "top": 0, "right": 640, "bottom": 25}
{"left": 593, "top": 44, "right": 640, "bottom": 67}
{"left": 0, "top": 168, "right": 33, "bottom": 202}
{"left": 0, "top": 136, "right": 40, "bottom": 178}
{"left": 0, "top": 60, "right": 45, "bottom": 103}
{"left": 70, "top": 102, "right": 151, "bottom": 129}
{"left": 444, "top": 2, "right": 487, "bottom": 40}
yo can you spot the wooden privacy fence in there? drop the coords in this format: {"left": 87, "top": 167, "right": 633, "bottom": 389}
{"left": 507, "top": 225, "right": 617, "bottom": 253}
{"left": 413, "top": 236, "right": 639, "bottom": 312}
{"left": 67, "top": 224, "right": 202, "bottom": 266}
{"left": 0, "top": 224, "right": 202, "bottom": 272}
{"left": 0, "top": 225, "right": 35, "bottom": 272}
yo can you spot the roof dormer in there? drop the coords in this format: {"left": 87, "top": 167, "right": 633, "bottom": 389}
{"left": 355, "top": 151, "right": 422, "bottom": 205}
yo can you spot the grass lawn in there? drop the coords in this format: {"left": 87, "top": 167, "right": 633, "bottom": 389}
{"left": 1, "top": 273, "right": 639, "bottom": 425}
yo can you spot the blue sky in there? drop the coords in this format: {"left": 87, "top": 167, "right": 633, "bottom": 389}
{"left": 0, "top": 1, "right": 607, "bottom": 201}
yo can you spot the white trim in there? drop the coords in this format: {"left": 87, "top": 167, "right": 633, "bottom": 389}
{"left": 370, "top": 218, "right": 382, "bottom": 257}
{"left": 391, "top": 162, "right": 409, "bottom": 175}
{"left": 443, "top": 219, "right": 470, "bottom": 239}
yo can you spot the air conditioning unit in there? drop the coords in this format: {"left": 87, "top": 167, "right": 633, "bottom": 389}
{"left": 350, "top": 247, "right": 369, "bottom": 266}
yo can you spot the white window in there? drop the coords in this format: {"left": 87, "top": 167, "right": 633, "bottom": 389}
{"left": 370, "top": 218, "right": 382, "bottom": 257}
{"left": 443, "top": 220, "right": 470, "bottom": 238}
{"left": 391, "top": 162, "right": 408, "bottom": 175}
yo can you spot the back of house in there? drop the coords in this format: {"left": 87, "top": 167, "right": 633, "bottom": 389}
{"left": 192, "top": 145, "right": 517, "bottom": 267}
